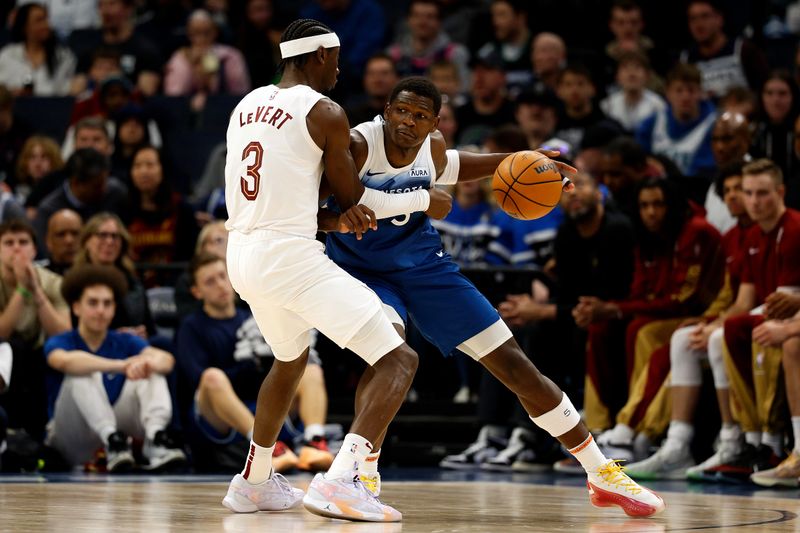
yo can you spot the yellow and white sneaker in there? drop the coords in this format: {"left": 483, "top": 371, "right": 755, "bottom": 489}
{"left": 587, "top": 461, "right": 665, "bottom": 517}
{"left": 751, "top": 450, "right": 800, "bottom": 488}
{"left": 359, "top": 472, "right": 381, "bottom": 497}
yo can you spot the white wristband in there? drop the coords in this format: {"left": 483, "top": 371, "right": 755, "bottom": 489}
{"left": 358, "top": 187, "right": 430, "bottom": 220}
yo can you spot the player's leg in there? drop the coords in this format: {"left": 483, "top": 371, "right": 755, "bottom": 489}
{"left": 752, "top": 336, "right": 800, "bottom": 487}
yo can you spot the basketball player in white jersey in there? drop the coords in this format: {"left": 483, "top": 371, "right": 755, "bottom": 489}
{"left": 221, "top": 19, "right": 451, "bottom": 523}
{"left": 322, "top": 77, "right": 666, "bottom": 518}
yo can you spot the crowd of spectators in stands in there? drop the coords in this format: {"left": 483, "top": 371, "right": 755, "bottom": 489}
{"left": 1, "top": 0, "right": 800, "bottom": 486}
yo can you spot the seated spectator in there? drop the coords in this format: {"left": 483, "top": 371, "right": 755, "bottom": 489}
{"left": 127, "top": 146, "right": 197, "bottom": 287}
{"left": 111, "top": 104, "right": 150, "bottom": 184}
{"left": 72, "top": 212, "right": 156, "bottom": 341}
{"left": 37, "top": 209, "right": 82, "bottom": 277}
{"left": 176, "top": 253, "right": 333, "bottom": 473}
{"left": 429, "top": 60, "right": 466, "bottom": 108}
{"left": 603, "top": 0, "right": 665, "bottom": 91}
{"left": 0, "top": 219, "right": 71, "bottom": 439}
{"left": 704, "top": 111, "right": 751, "bottom": 232}
{"left": 33, "top": 148, "right": 129, "bottom": 253}
{"left": 455, "top": 52, "right": 516, "bottom": 146}
{"left": 788, "top": 114, "right": 800, "bottom": 210}
{"left": 515, "top": 89, "right": 569, "bottom": 153}
{"left": 174, "top": 221, "right": 231, "bottom": 317}
{"left": 13, "top": 135, "right": 62, "bottom": 210}
{"left": 751, "top": 70, "right": 800, "bottom": 178}
{"left": 0, "top": 3, "right": 75, "bottom": 97}
{"left": 573, "top": 179, "right": 723, "bottom": 436}
{"left": 387, "top": 0, "right": 469, "bottom": 93}
{"left": 65, "top": 75, "right": 163, "bottom": 159}
{"left": 636, "top": 63, "right": 716, "bottom": 179}
{"left": 555, "top": 64, "right": 615, "bottom": 151}
{"left": 164, "top": 9, "right": 251, "bottom": 111}
{"left": 38, "top": 0, "right": 99, "bottom": 41}
{"left": 68, "top": 46, "right": 123, "bottom": 98}
{"left": 680, "top": 0, "right": 768, "bottom": 100}
{"left": 599, "top": 137, "right": 652, "bottom": 220}
{"left": 236, "top": 0, "right": 281, "bottom": 89}
{"left": 529, "top": 32, "right": 566, "bottom": 94}
{"left": 0, "top": 85, "right": 33, "bottom": 185}
{"left": 601, "top": 51, "right": 666, "bottom": 134}
{"left": 26, "top": 117, "right": 115, "bottom": 218}
{"left": 44, "top": 264, "right": 186, "bottom": 472}
{"left": 476, "top": 0, "right": 532, "bottom": 98}
{"left": 345, "top": 53, "right": 399, "bottom": 127}
{"left": 69, "top": 0, "right": 162, "bottom": 97}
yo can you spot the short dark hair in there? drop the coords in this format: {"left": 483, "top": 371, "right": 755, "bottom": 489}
{"left": 603, "top": 137, "right": 647, "bottom": 169}
{"left": 687, "top": 0, "right": 722, "bottom": 14}
{"left": 616, "top": 50, "right": 650, "bottom": 71}
{"left": 558, "top": 64, "right": 594, "bottom": 85}
{"left": 485, "top": 124, "right": 528, "bottom": 152}
{"left": 714, "top": 160, "right": 745, "bottom": 197}
{"left": 409, "top": 0, "right": 441, "bottom": 18}
{"left": 666, "top": 63, "right": 702, "bottom": 87}
{"left": 61, "top": 264, "right": 128, "bottom": 306}
{"left": 66, "top": 148, "right": 110, "bottom": 183}
{"left": 636, "top": 177, "right": 690, "bottom": 250}
{"left": 278, "top": 18, "right": 335, "bottom": 70}
{"left": 190, "top": 251, "right": 226, "bottom": 287}
{"left": 366, "top": 52, "right": 398, "bottom": 75}
{"left": 74, "top": 116, "right": 110, "bottom": 141}
{"left": 389, "top": 77, "right": 442, "bottom": 115}
{"left": 612, "top": 0, "right": 641, "bottom": 12}
{"left": 492, "top": 0, "right": 528, "bottom": 14}
{"left": 0, "top": 219, "right": 37, "bottom": 246}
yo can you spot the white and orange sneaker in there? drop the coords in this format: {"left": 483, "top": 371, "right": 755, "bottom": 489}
{"left": 587, "top": 461, "right": 665, "bottom": 517}
{"left": 303, "top": 472, "right": 401, "bottom": 522}
{"left": 222, "top": 473, "right": 304, "bottom": 513}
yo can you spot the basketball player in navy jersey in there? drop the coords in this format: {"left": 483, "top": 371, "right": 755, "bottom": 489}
{"left": 322, "top": 77, "right": 666, "bottom": 517}
{"left": 222, "top": 20, "right": 451, "bottom": 523}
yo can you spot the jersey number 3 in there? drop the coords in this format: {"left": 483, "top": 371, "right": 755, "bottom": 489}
{"left": 240, "top": 141, "right": 264, "bottom": 200}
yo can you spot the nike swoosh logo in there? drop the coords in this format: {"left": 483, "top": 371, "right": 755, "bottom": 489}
{"left": 365, "top": 170, "right": 385, "bottom": 176}
{"left": 436, "top": 251, "right": 444, "bottom": 258}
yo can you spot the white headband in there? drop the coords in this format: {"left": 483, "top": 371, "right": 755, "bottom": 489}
{"left": 280, "top": 33, "right": 340, "bottom": 59}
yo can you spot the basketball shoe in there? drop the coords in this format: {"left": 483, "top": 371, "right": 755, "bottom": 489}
{"left": 142, "top": 430, "right": 187, "bottom": 471}
{"left": 439, "top": 426, "right": 505, "bottom": 469}
{"left": 272, "top": 441, "right": 299, "bottom": 473}
{"left": 687, "top": 442, "right": 758, "bottom": 483}
{"left": 596, "top": 425, "right": 635, "bottom": 463}
{"left": 359, "top": 472, "right": 381, "bottom": 497}
{"left": 222, "top": 472, "right": 304, "bottom": 513}
{"left": 587, "top": 461, "right": 666, "bottom": 517}
{"left": 297, "top": 437, "right": 334, "bottom": 472}
{"left": 751, "top": 450, "right": 800, "bottom": 488}
{"left": 106, "top": 431, "right": 135, "bottom": 473}
{"left": 303, "top": 472, "right": 401, "bottom": 522}
{"left": 483, "top": 427, "right": 534, "bottom": 471}
{"left": 624, "top": 443, "right": 695, "bottom": 480}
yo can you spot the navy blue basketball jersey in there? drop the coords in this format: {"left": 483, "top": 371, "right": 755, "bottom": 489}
{"left": 326, "top": 117, "right": 445, "bottom": 272}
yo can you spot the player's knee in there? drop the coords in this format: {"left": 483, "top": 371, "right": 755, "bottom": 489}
{"left": 380, "top": 344, "right": 418, "bottom": 385}
{"left": 199, "top": 367, "right": 230, "bottom": 393}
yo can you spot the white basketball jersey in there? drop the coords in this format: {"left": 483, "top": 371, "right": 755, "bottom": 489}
{"left": 224, "top": 84, "right": 326, "bottom": 238}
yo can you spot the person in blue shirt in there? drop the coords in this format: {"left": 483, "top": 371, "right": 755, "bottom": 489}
{"left": 636, "top": 63, "right": 716, "bottom": 180}
{"left": 44, "top": 264, "right": 186, "bottom": 472}
{"left": 321, "top": 77, "right": 666, "bottom": 517}
{"left": 175, "top": 252, "right": 333, "bottom": 473}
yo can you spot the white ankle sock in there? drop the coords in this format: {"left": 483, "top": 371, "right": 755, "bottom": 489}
{"left": 361, "top": 450, "right": 380, "bottom": 475}
{"left": 569, "top": 434, "right": 608, "bottom": 473}
{"left": 745, "top": 431, "right": 761, "bottom": 447}
{"left": 665, "top": 420, "right": 694, "bottom": 448}
{"left": 241, "top": 440, "right": 274, "bottom": 485}
{"left": 327, "top": 433, "right": 372, "bottom": 479}
{"left": 792, "top": 417, "right": 800, "bottom": 454}
{"left": 304, "top": 423, "right": 325, "bottom": 441}
{"left": 762, "top": 432, "right": 783, "bottom": 456}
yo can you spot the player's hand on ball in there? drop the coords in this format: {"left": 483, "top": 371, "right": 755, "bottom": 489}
{"left": 534, "top": 148, "right": 578, "bottom": 184}
{"left": 338, "top": 205, "right": 377, "bottom": 240}
{"left": 425, "top": 188, "right": 453, "bottom": 220}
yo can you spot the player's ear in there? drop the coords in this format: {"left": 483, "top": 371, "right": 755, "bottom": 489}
{"left": 431, "top": 115, "right": 440, "bottom": 133}
{"left": 383, "top": 102, "right": 391, "bottom": 120}
{"left": 315, "top": 46, "right": 326, "bottom": 64}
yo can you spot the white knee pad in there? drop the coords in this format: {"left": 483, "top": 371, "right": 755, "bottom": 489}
{"left": 707, "top": 327, "right": 729, "bottom": 389}
{"left": 346, "top": 310, "right": 404, "bottom": 366}
{"left": 670, "top": 325, "right": 703, "bottom": 387}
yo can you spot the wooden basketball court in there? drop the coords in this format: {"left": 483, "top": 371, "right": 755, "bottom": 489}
{"left": 1, "top": 472, "right": 798, "bottom": 532}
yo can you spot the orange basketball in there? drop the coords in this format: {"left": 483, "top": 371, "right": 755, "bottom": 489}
{"left": 492, "top": 151, "right": 563, "bottom": 220}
